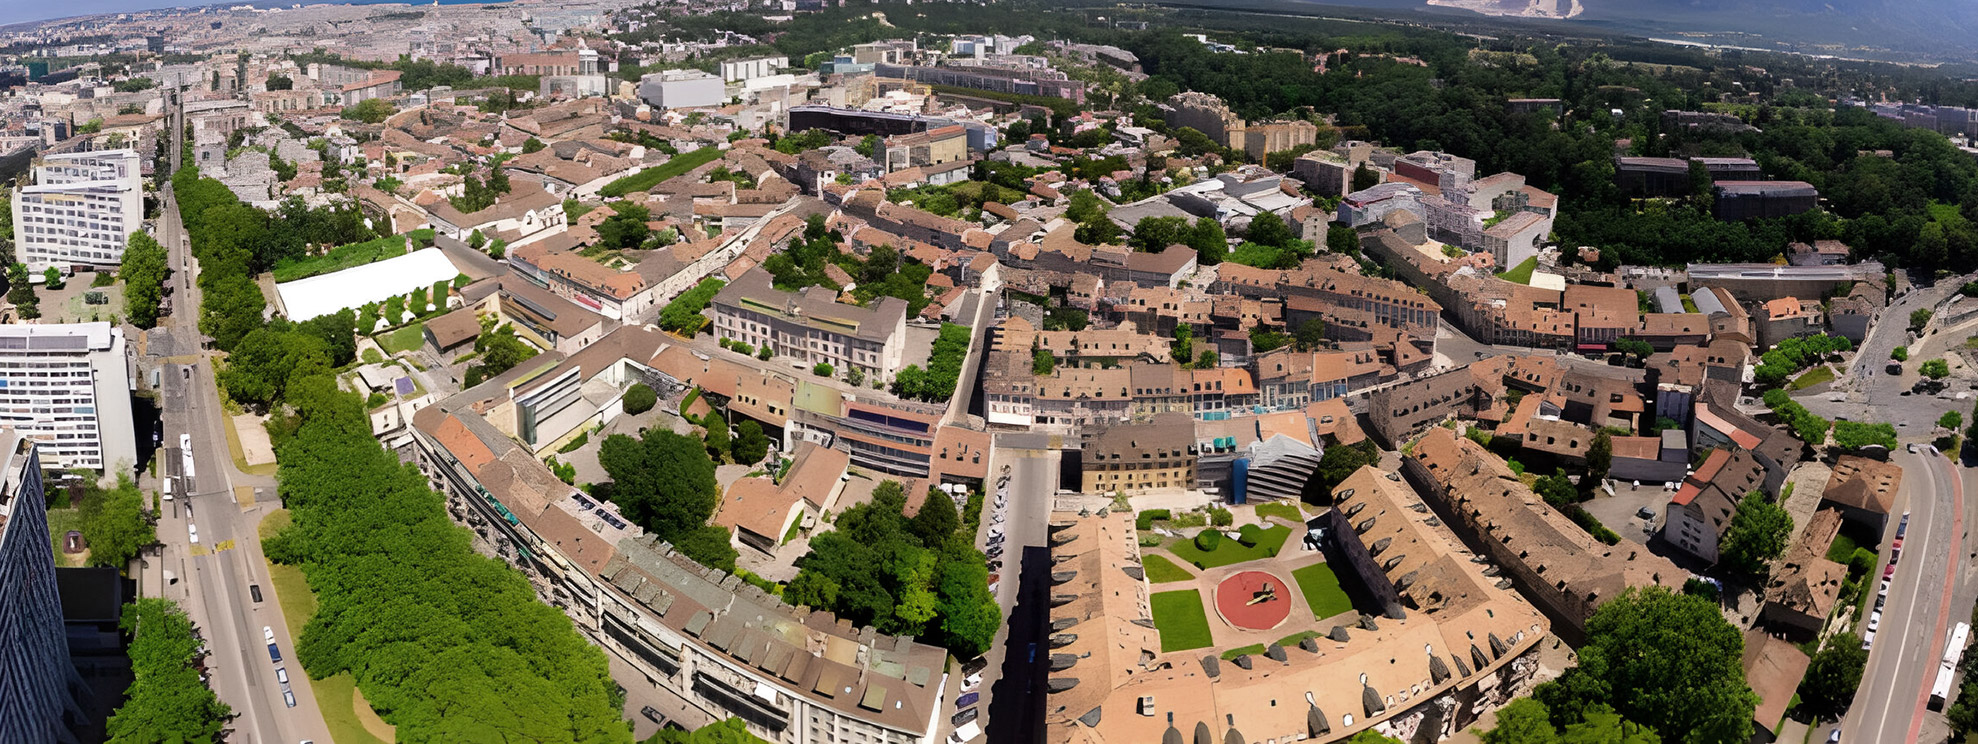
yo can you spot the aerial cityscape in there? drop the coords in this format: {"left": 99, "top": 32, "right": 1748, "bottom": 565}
{"left": 3, "top": 0, "right": 1978, "bottom": 743}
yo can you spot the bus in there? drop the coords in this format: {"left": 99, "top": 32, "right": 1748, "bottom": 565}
{"left": 1931, "top": 622, "right": 1970, "bottom": 711}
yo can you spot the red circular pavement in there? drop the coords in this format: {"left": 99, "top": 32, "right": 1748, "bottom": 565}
{"left": 1214, "top": 570, "right": 1293, "bottom": 631}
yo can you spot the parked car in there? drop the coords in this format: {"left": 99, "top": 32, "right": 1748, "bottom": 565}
{"left": 283, "top": 690, "right": 296, "bottom": 708}
{"left": 963, "top": 673, "right": 983, "bottom": 691}
{"left": 187, "top": 523, "right": 199, "bottom": 544}
{"left": 640, "top": 706, "right": 667, "bottom": 725}
{"left": 1863, "top": 629, "right": 1876, "bottom": 649}
{"left": 1635, "top": 506, "right": 1655, "bottom": 520}
{"left": 1869, "top": 612, "right": 1881, "bottom": 631}
{"left": 263, "top": 626, "right": 275, "bottom": 643}
{"left": 961, "top": 657, "right": 989, "bottom": 676}
{"left": 275, "top": 667, "right": 288, "bottom": 685}
{"left": 956, "top": 692, "right": 980, "bottom": 709}
{"left": 952, "top": 708, "right": 979, "bottom": 727}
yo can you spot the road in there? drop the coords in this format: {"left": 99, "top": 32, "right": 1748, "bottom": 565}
{"left": 1797, "top": 274, "right": 1963, "bottom": 426}
{"left": 980, "top": 441, "right": 1055, "bottom": 744}
{"left": 151, "top": 89, "right": 334, "bottom": 744}
{"left": 1843, "top": 450, "right": 1966, "bottom": 744}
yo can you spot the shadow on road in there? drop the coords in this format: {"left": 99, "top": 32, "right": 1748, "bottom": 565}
{"left": 985, "top": 544, "right": 1049, "bottom": 743}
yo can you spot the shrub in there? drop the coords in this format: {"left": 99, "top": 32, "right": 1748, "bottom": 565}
{"left": 1194, "top": 530, "right": 1223, "bottom": 551}
{"left": 1210, "top": 506, "right": 1234, "bottom": 527}
{"left": 1236, "top": 523, "right": 1264, "bottom": 547}
{"left": 813, "top": 362, "right": 834, "bottom": 377}
{"left": 1136, "top": 509, "right": 1171, "bottom": 530}
{"left": 622, "top": 383, "right": 657, "bottom": 414}
{"left": 757, "top": 346, "right": 772, "bottom": 361}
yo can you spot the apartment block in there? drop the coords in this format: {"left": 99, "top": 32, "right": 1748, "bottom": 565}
{"left": 0, "top": 323, "right": 134, "bottom": 472}
{"left": 0, "top": 434, "right": 84, "bottom": 743}
{"left": 710, "top": 269, "right": 909, "bottom": 382}
{"left": 11, "top": 150, "right": 143, "bottom": 273}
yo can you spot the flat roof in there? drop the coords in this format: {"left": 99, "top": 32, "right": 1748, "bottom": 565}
{"left": 276, "top": 247, "right": 462, "bottom": 322}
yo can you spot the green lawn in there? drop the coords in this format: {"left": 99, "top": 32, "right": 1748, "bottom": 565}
{"left": 1787, "top": 366, "right": 1836, "bottom": 391}
{"left": 46, "top": 507, "right": 81, "bottom": 567}
{"left": 1254, "top": 502, "right": 1305, "bottom": 525}
{"left": 1276, "top": 629, "right": 1324, "bottom": 647}
{"left": 271, "top": 234, "right": 409, "bottom": 283}
{"left": 599, "top": 147, "right": 722, "bottom": 197}
{"left": 375, "top": 323, "right": 427, "bottom": 355}
{"left": 1220, "top": 643, "right": 1266, "bottom": 660}
{"left": 1167, "top": 525, "right": 1292, "bottom": 570}
{"left": 267, "top": 555, "right": 393, "bottom": 744}
{"left": 1149, "top": 590, "right": 1215, "bottom": 652}
{"left": 1496, "top": 256, "right": 1538, "bottom": 285}
{"left": 1293, "top": 562, "right": 1356, "bottom": 620}
{"left": 1142, "top": 554, "right": 1197, "bottom": 583}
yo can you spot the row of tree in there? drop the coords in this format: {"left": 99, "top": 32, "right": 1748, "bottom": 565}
{"left": 105, "top": 598, "right": 232, "bottom": 743}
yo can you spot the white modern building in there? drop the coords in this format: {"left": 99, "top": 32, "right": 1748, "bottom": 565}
{"left": 637, "top": 69, "right": 725, "bottom": 110}
{"left": 10, "top": 150, "right": 144, "bottom": 273}
{"left": 0, "top": 323, "right": 135, "bottom": 472}
{"left": 719, "top": 56, "right": 786, "bottom": 83}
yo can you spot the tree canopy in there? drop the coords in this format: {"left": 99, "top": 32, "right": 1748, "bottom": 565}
{"left": 596, "top": 428, "right": 734, "bottom": 572}
{"left": 1535, "top": 587, "right": 1755, "bottom": 744}
{"left": 120, "top": 231, "right": 170, "bottom": 329}
{"left": 106, "top": 599, "right": 232, "bottom": 743}
{"left": 1718, "top": 492, "right": 1793, "bottom": 576}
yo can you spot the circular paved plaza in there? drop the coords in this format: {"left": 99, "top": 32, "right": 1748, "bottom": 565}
{"left": 1213, "top": 570, "right": 1293, "bottom": 631}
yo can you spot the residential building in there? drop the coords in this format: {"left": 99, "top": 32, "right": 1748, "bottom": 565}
{"left": 709, "top": 268, "right": 910, "bottom": 383}
{"left": 1613, "top": 156, "right": 1689, "bottom": 197}
{"left": 1820, "top": 456, "right": 1901, "bottom": 535}
{"left": 1080, "top": 412, "right": 1197, "bottom": 494}
{"left": 1404, "top": 428, "right": 1681, "bottom": 641}
{"left": 1366, "top": 364, "right": 1486, "bottom": 447}
{"left": 409, "top": 403, "right": 949, "bottom": 744}
{"left": 1760, "top": 508, "right": 1846, "bottom": 639}
{"left": 720, "top": 56, "right": 787, "bottom": 83}
{"left": 711, "top": 441, "right": 849, "bottom": 553}
{"left": 425, "top": 181, "right": 567, "bottom": 246}
{"left": 0, "top": 323, "right": 134, "bottom": 471}
{"left": 0, "top": 434, "right": 84, "bottom": 744}
{"left": 11, "top": 149, "right": 143, "bottom": 273}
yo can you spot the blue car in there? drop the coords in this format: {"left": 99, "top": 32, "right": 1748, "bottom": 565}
{"left": 956, "top": 692, "right": 979, "bottom": 709}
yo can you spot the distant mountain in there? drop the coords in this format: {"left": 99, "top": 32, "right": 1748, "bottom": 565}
{"left": 1567, "top": 0, "right": 1978, "bottom": 57}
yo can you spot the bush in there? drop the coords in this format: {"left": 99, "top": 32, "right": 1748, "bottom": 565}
{"left": 1136, "top": 509, "right": 1171, "bottom": 530}
{"left": 1236, "top": 523, "right": 1264, "bottom": 547}
{"left": 757, "top": 346, "right": 772, "bottom": 361}
{"left": 1194, "top": 530, "right": 1223, "bottom": 551}
{"left": 623, "top": 383, "right": 657, "bottom": 414}
{"left": 1209, "top": 506, "right": 1233, "bottom": 527}
{"left": 813, "top": 362, "right": 834, "bottom": 377}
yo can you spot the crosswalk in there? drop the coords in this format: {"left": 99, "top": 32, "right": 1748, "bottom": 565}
{"left": 189, "top": 540, "right": 236, "bottom": 557}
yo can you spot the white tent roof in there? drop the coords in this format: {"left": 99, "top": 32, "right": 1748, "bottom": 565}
{"left": 275, "top": 247, "right": 461, "bottom": 322}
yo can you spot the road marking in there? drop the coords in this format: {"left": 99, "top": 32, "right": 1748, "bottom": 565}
{"left": 1910, "top": 455, "right": 1964, "bottom": 743}
{"left": 213, "top": 540, "right": 235, "bottom": 553}
{"left": 190, "top": 544, "right": 210, "bottom": 556}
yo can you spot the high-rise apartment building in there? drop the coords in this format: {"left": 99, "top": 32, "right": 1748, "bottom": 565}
{"left": 10, "top": 150, "right": 144, "bottom": 273}
{"left": 0, "top": 323, "right": 135, "bottom": 471}
{"left": 0, "top": 433, "right": 85, "bottom": 743}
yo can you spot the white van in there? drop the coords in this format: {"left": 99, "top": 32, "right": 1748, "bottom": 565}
{"left": 162, "top": 478, "right": 173, "bottom": 502}
{"left": 949, "top": 722, "right": 982, "bottom": 743}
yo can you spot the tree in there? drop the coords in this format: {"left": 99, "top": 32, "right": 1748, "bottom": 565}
{"left": 813, "top": 362, "right": 834, "bottom": 377}
{"left": 7, "top": 262, "right": 37, "bottom": 319}
{"left": 1195, "top": 349, "right": 1218, "bottom": 369}
{"left": 42, "top": 267, "right": 64, "bottom": 289}
{"left": 647, "top": 717, "right": 770, "bottom": 744}
{"left": 598, "top": 429, "right": 719, "bottom": 546}
{"left": 1033, "top": 347, "right": 1056, "bottom": 375}
{"left": 1351, "top": 163, "right": 1381, "bottom": 192}
{"left": 1922, "top": 358, "right": 1951, "bottom": 379}
{"left": 1482, "top": 697, "right": 1560, "bottom": 744}
{"left": 1831, "top": 421, "right": 1898, "bottom": 450}
{"left": 1295, "top": 318, "right": 1327, "bottom": 351}
{"left": 219, "top": 326, "right": 332, "bottom": 409}
{"left": 1326, "top": 225, "right": 1360, "bottom": 254}
{"left": 1561, "top": 705, "right": 1660, "bottom": 744}
{"left": 1534, "top": 472, "right": 1577, "bottom": 508}
{"left": 342, "top": 97, "right": 396, "bottom": 124}
{"left": 1796, "top": 641, "right": 1867, "bottom": 721}
{"left": 106, "top": 599, "right": 232, "bottom": 743}
{"left": 522, "top": 137, "right": 546, "bottom": 154}
{"left": 466, "top": 316, "right": 536, "bottom": 386}
{"left": 80, "top": 475, "right": 153, "bottom": 570}
{"left": 1893, "top": 346, "right": 1910, "bottom": 361}
{"left": 732, "top": 420, "right": 770, "bottom": 465}
{"left": 1586, "top": 432, "right": 1613, "bottom": 481}
{"left": 1132, "top": 215, "right": 1192, "bottom": 252}
{"left": 1718, "top": 492, "right": 1793, "bottom": 576}
{"left": 623, "top": 383, "right": 657, "bottom": 415}
{"left": 1942, "top": 410, "right": 1965, "bottom": 431}
{"left": 1535, "top": 587, "right": 1756, "bottom": 744}
{"left": 266, "top": 74, "right": 293, "bottom": 90}
{"left": 120, "top": 231, "right": 170, "bottom": 328}
{"left": 855, "top": 134, "right": 881, "bottom": 159}
{"left": 704, "top": 412, "right": 730, "bottom": 458}
{"left": 599, "top": 203, "right": 652, "bottom": 251}
{"left": 671, "top": 525, "right": 739, "bottom": 573}
{"left": 660, "top": 278, "right": 724, "bottom": 334}
{"left": 909, "top": 492, "right": 960, "bottom": 546}
{"left": 1347, "top": 732, "right": 1403, "bottom": 744}
{"left": 1912, "top": 308, "right": 1935, "bottom": 333}
{"left": 1185, "top": 218, "right": 1227, "bottom": 260}
{"left": 1309, "top": 439, "right": 1379, "bottom": 501}
{"left": 1246, "top": 210, "right": 1293, "bottom": 248}
{"left": 1614, "top": 338, "right": 1654, "bottom": 361}
{"left": 1172, "top": 325, "right": 1194, "bottom": 364}
{"left": 1172, "top": 126, "right": 1220, "bottom": 157}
